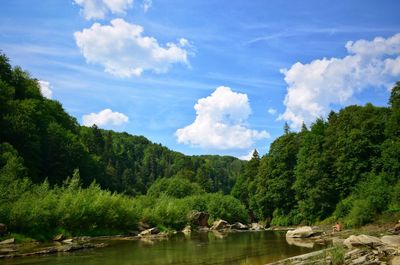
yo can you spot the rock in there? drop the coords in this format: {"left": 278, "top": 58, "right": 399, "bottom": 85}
{"left": 189, "top": 211, "right": 209, "bottom": 227}
{"left": 390, "top": 256, "right": 400, "bottom": 265}
{"left": 62, "top": 239, "right": 73, "bottom": 244}
{"left": 394, "top": 223, "right": 400, "bottom": 234}
{"left": 250, "top": 223, "right": 264, "bottom": 231}
{"left": 343, "top": 234, "right": 383, "bottom": 249}
{"left": 211, "top": 220, "right": 228, "bottom": 230}
{"left": 53, "top": 234, "right": 65, "bottom": 241}
{"left": 138, "top": 222, "right": 150, "bottom": 232}
{"left": 352, "top": 255, "right": 368, "bottom": 264}
{"left": 139, "top": 227, "right": 160, "bottom": 236}
{"left": 182, "top": 225, "right": 191, "bottom": 235}
{"left": 381, "top": 235, "right": 400, "bottom": 247}
{"left": 286, "top": 226, "right": 316, "bottom": 238}
{"left": 0, "top": 224, "right": 7, "bottom": 236}
{"left": 0, "top": 248, "right": 16, "bottom": 254}
{"left": 332, "top": 237, "right": 345, "bottom": 246}
{"left": 0, "top": 238, "right": 15, "bottom": 245}
{"left": 231, "top": 222, "right": 248, "bottom": 230}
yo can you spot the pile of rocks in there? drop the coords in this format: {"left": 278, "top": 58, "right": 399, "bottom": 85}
{"left": 342, "top": 234, "right": 400, "bottom": 264}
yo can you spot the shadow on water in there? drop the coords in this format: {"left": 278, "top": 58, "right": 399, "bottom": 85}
{"left": 2, "top": 231, "right": 326, "bottom": 265}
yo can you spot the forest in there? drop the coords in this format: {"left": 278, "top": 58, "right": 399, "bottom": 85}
{"left": 0, "top": 52, "right": 399, "bottom": 240}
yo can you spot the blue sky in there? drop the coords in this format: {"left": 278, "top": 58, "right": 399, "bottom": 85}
{"left": 1, "top": 0, "right": 400, "bottom": 159}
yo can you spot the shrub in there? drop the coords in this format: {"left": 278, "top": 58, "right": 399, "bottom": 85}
{"left": 147, "top": 177, "right": 205, "bottom": 198}
{"left": 206, "top": 193, "right": 247, "bottom": 223}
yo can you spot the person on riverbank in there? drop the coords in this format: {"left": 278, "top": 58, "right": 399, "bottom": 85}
{"left": 332, "top": 222, "right": 342, "bottom": 232}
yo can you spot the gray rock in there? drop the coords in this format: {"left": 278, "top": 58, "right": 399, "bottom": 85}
{"left": 189, "top": 211, "right": 209, "bottom": 227}
{"left": 390, "top": 256, "right": 400, "bottom": 265}
{"left": 250, "top": 223, "right": 264, "bottom": 231}
{"left": 231, "top": 222, "right": 248, "bottom": 230}
{"left": 381, "top": 235, "right": 400, "bottom": 247}
{"left": 0, "top": 238, "right": 15, "bottom": 245}
{"left": 139, "top": 227, "right": 160, "bottom": 236}
{"left": 352, "top": 255, "right": 368, "bottom": 264}
{"left": 0, "top": 248, "right": 16, "bottom": 254}
{"left": 53, "top": 234, "right": 65, "bottom": 241}
{"left": 343, "top": 234, "right": 383, "bottom": 248}
{"left": 286, "top": 226, "right": 316, "bottom": 238}
{"left": 211, "top": 220, "right": 229, "bottom": 230}
{"left": 62, "top": 239, "right": 73, "bottom": 244}
{"left": 138, "top": 222, "right": 150, "bottom": 232}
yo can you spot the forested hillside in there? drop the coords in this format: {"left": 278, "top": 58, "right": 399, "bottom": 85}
{"left": 232, "top": 83, "right": 400, "bottom": 227}
{"left": 0, "top": 52, "right": 243, "bottom": 196}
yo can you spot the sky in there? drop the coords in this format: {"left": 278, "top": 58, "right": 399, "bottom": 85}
{"left": 1, "top": 0, "right": 400, "bottom": 159}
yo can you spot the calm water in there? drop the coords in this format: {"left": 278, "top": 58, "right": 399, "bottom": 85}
{"left": 2, "top": 231, "right": 325, "bottom": 265}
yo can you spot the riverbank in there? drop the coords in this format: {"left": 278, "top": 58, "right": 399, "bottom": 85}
{"left": 266, "top": 221, "right": 400, "bottom": 265}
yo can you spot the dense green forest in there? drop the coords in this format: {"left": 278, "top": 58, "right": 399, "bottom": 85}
{"left": 0, "top": 52, "right": 399, "bottom": 240}
{"left": 0, "top": 53, "right": 247, "bottom": 239}
{"left": 233, "top": 82, "right": 400, "bottom": 227}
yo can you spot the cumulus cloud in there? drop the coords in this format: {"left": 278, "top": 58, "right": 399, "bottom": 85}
{"left": 74, "top": 0, "right": 133, "bottom": 20}
{"left": 280, "top": 33, "right": 400, "bottom": 129}
{"left": 176, "top": 86, "right": 269, "bottom": 150}
{"left": 74, "top": 19, "right": 192, "bottom": 77}
{"left": 82, "top": 108, "right": 129, "bottom": 127}
{"left": 239, "top": 149, "right": 256, "bottom": 161}
{"left": 38, "top": 80, "right": 53, "bottom": 99}
{"left": 268, "top": 108, "right": 277, "bottom": 115}
{"left": 142, "top": 0, "right": 152, "bottom": 12}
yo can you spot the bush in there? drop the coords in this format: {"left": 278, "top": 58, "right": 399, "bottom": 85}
{"left": 147, "top": 177, "right": 205, "bottom": 198}
{"left": 344, "top": 199, "right": 375, "bottom": 227}
{"left": 206, "top": 193, "right": 247, "bottom": 223}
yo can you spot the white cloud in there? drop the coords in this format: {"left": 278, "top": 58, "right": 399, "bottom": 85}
{"left": 74, "top": 0, "right": 133, "bottom": 20}
{"left": 38, "top": 80, "right": 53, "bottom": 99}
{"left": 239, "top": 149, "right": 256, "bottom": 161}
{"left": 142, "top": 0, "right": 152, "bottom": 12}
{"left": 268, "top": 108, "right": 277, "bottom": 115}
{"left": 280, "top": 33, "right": 400, "bottom": 129}
{"left": 176, "top": 86, "right": 269, "bottom": 150}
{"left": 74, "top": 19, "right": 192, "bottom": 77}
{"left": 82, "top": 108, "right": 129, "bottom": 127}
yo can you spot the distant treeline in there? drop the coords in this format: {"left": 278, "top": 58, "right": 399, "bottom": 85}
{"left": 232, "top": 81, "right": 400, "bottom": 227}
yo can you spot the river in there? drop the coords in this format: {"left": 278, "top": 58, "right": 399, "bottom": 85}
{"left": 2, "top": 231, "right": 325, "bottom": 265}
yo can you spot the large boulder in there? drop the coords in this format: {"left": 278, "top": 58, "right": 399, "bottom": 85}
{"left": 286, "top": 226, "right": 316, "bottom": 238}
{"left": 343, "top": 234, "right": 383, "bottom": 248}
{"left": 381, "top": 235, "right": 400, "bottom": 247}
{"left": 231, "top": 222, "right": 248, "bottom": 230}
{"left": 189, "top": 211, "right": 209, "bottom": 227}
{"left": 211, "top": 220, "right": 228, "bottom": 230}
{"left": 139, "top": 227, "right": 160, "bottom": 237}
{"left": 0, "top": 223, "right": 6, "bottom": 236}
